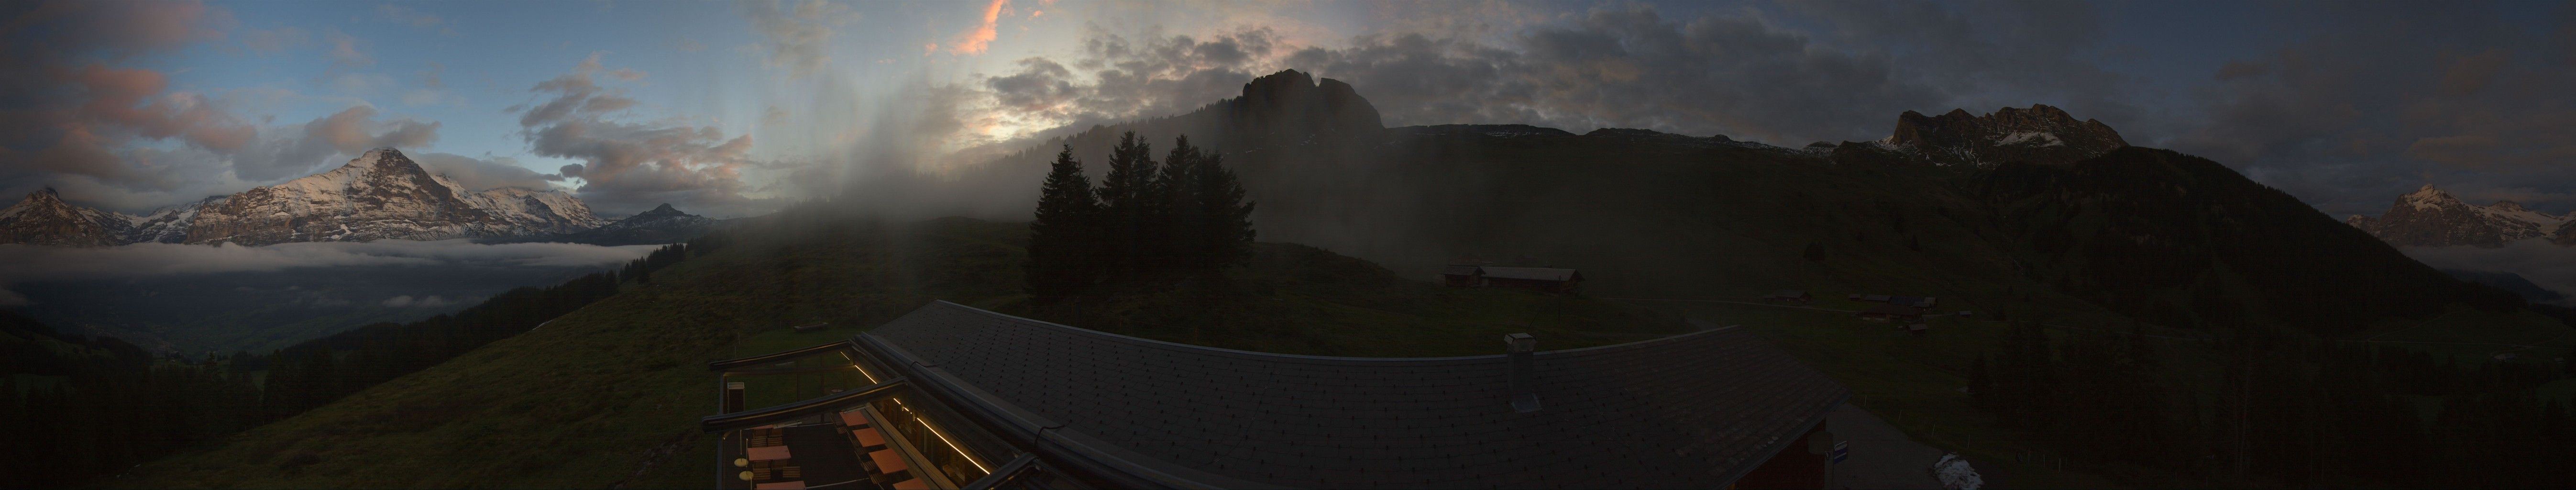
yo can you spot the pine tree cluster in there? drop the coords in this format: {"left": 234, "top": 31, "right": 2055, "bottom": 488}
{"left": 1025, "top": 132, "right": 1256, "bottom": 303}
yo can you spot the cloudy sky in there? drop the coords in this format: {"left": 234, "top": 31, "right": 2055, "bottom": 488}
{"left": 2, "top": 0, "right": 2570, "bottom": 219}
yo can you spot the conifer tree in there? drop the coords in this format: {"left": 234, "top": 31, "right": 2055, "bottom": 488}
{"left": 1097, "top": 132, "right": 1156, "bottom": 281}
{"left": 1159, "top": 136, "right": 1207, "bottom": 273}
{"left": 1026, "top": 145, "right": 1101, "bottom": 302}
{"left": 1191, "top": 149, "right": 1256, "bottom": 273}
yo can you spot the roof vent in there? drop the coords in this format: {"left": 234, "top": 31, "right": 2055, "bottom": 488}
{"left": 1505, "top": 333, "right": 1540, "bottom": 412}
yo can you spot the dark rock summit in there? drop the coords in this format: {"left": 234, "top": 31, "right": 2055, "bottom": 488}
{"left": 2346, "top": 184, "right": 2571, "bottom": 248}
{"left": 1867, "top": 104, "right": 2130, "bottom": 167}
{"left": 0, "top": 187, "right": 135, "bottom": 247}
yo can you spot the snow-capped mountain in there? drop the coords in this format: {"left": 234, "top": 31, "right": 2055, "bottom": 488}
{"left": 494, "top": 203, "right": 725, "bottom": 246}
{"left": 1835, "top": 104, "right": 2130, "bottom": 167}
{"left": 0, "top": 188, "right": 141, "bottom": 247}
{"left": 1, "top": 148, "right": 613, "bottom": 247}
{"left": 2345, "top": 184, "right": 2575, "bottom": 247}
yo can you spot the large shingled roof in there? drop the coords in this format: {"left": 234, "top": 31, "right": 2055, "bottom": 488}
{"left": 1475, "top": 267, "right": 1580, "bottom": 282}
{"left": 857, "top": 301, "right": 1849, "bottom": 489}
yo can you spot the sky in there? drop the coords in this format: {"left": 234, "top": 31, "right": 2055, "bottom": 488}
{"left": 1, "top": 0, "right": 2571, "bottom": 219}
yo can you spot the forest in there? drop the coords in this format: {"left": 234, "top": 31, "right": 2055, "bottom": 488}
{"left": 1024, "top": 132, "right": 1258, "bottom": 302}
{"left": 0, "top": 237, "right": 717, "bottom": 488}
{"left": 1970, "top": 320, "right": 2576, "bottom": 487}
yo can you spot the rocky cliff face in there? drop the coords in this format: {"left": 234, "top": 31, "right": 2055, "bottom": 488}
{"left": 2, "top": 148, "right": 611, "bottom": 247}
{"left": 0, "top": 188, "right": 137, "bottom": 247}
{"left": 1856, "top": 104, "right": 2129, "bottom": 167}
{"left": 2345, "top": 184, "right": 2572, "bottom": 247}
{"left": 184, "top": 148, "right": 606, "bottom": 245}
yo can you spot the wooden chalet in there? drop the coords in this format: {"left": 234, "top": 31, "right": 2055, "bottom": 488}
{"left": 1858, "top": 304, "right": 1926, "bottom": 323}
{"left": 1476, "top": 267, "right": 1584, "bottom": 294}
{"left": 1439, "top": 265, "right": 1484, "bottom": 287}
{"left": 1765, "top": 290, "right": 1816, "bottom": 304}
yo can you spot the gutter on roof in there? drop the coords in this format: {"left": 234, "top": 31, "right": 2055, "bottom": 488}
{"left": 853, "top": 332, "right": 1287, "bottom": 490}
{"left": 699, "top": 378, "right": 907, "bottom": 432}
{"left": 708, "top": 340, "right": 856, "bottom": 371}
{"left": 923, "top": 300, "right": 1728, "bottom": 363}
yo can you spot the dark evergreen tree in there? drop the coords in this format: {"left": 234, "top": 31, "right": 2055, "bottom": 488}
{"left": 1159, "top": 136, "right": 1208, "bottom": 275}
{"left": 1096, "top": 132, "right": 1157, "bottom": 281}
{"left": 1026, "top": 145, "right": 1101, "bottom": 302}
{"left": 1189, "top": 148, "right": 1256, "bottom": 273}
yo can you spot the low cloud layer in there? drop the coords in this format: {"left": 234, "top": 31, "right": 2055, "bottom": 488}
{"left": 2403, "top": 241, "right": 2576, "bottom": 306}
{"left": 0, "top": 239, "right": 655, "bottom": 288}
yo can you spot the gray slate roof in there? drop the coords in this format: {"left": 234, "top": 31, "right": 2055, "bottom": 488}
{"left": 1475, "top": 267, "right": 1581, "bottom": 282}
{"left": 861, "top": 301, "right": 1849, "bottom": 489}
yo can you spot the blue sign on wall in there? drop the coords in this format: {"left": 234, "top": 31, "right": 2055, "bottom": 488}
{"left": 1831, "top": 441, "right": 1849, "bottom": 463}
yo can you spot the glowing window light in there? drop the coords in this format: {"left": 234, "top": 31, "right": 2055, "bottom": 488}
{"left": 892, "top": 401, "right": 991, "bottom": 474}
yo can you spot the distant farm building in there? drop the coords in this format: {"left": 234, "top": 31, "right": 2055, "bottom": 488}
{"left": 1765, "top": 290, "right": 1815, "bottom": 304}
{"left": 1478, "top": 267, "right": 1584, "bottom": 294}
{"left": 1439, "top": 265, "right": 1583, "bottom": 294}
{"left": 1440, "top": 265, "right": 1484, "bottom": 287}
{"left": 1859, "top": 304, "right": 1926, "bottom": 323}
{"left": 704, "top": 301, "right": 1854, "bottom": 489}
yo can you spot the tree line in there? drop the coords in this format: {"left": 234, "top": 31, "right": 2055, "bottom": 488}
{"left": 1025, "top": 132, "right": 1256, "bottom": 303}
{"left": 0, "top": 234, "right": 726, "bottom": 488}
{"left": 1968, "top": 320, "right": 2576, "bottom": 487}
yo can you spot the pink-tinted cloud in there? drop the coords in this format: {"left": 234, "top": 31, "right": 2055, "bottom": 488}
{"left": 947, "top": 0, "right": 1009, "bottom": 55}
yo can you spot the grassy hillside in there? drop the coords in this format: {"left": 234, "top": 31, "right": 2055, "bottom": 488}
{"left": 103, "top": 211, "right": 1682, "bottom": 489}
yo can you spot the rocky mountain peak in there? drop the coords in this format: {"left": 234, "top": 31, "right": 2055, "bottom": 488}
{"left": 1228, "top": 69, "right": 1384, "bottom": 134}
{"left": 0, "top": 186, "right": 136, "bottom": 247}
{"left": 2400, "top": 184, "right": 2465, "bottom": 210}
{"left": 2349, "top": 183, "right": 2572, "bottom": 248}
{"left": 1882, "top": 104, "right": 2128, "bottom": 166}
{"left": 4, "top": 148, "right": 624, "bottom": 247}
{"left": 638, "top": 203, "right": 685, "bottom": 217}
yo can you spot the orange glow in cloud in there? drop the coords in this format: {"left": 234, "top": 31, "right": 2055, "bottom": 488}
{"left": 947, "top": 0, "right": 1008, "bottom": 55}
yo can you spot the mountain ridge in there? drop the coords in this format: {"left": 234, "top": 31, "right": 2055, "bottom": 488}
{"left": 1, "top": 148, "right": 617, "bottom": 247}
{"left": 2345, "top": 184, "right": 2575, "bottom": 247}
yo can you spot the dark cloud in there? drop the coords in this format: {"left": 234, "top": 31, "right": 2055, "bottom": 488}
{"left": 0, "top": 1, "right": 279, "bottom": 209}
{"left": 2170, "top": 3, "right": 2576, "bottom": 216}
{"left": 413, "top": 152, "right": 562, "bottom": 191}
{"left": 230, "top": 105, "right": 441, "bottom": 181}
{"left": 968, "top": 3, "right": 2118, "bottom": 147}
{"left": 515, "top": 53, "right": 767, "bottom": 217}
{"left": 1304, "top": 6, "right": 1957, "bottom": 145}
{"left": 740, "top": 0, "right": 857, "bottom": 78}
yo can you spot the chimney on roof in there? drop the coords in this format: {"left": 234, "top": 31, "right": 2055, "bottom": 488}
{"left": 1505, "top": 333, "right": 1540, "bottom": 412}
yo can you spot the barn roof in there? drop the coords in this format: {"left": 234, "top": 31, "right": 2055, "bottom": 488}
{"left": 859, "top": 301, "right": 1849, "bottom": 489}
{"left": 1862, "top": 304, "right": 1924, "bottom": 315}
{"left": 1476, "top": 266, "right": 1582, "bottom": 282}
{"left": 1440, "top": 265, "right": 1483, "bottom": 277}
